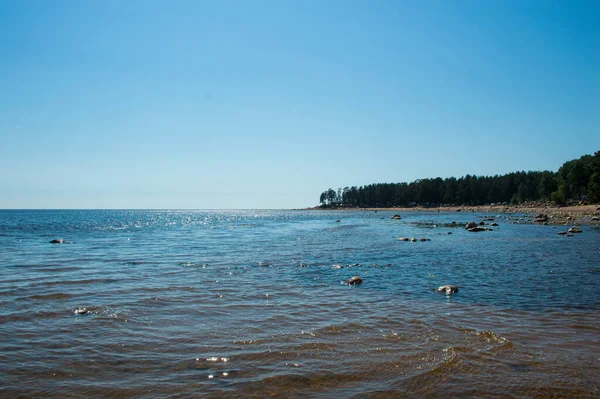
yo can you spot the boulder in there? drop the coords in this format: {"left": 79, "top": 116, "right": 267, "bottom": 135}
{"left": 410, "top": 237, "right": 417, "bottom": 242}
{"left": 435, "top": 285, "right": 459, "bottom": 295}
{"left": 534, "top": 214, "right": 549, "bottom": 223}
{"left": 345, "top": 276, "right": 362, "bottom": 285}
{"left": 567, "top": 227, "right": 582, "bottom": 233}
{"left": 49, "top": 238, "right": 64, "bottom": 244}
{"left": 467, "top": 226, "right": 487, "bottom": 232}
{"left": 391, "top": 215, "right": 401, "bottom": 220}
{"left": 465, "top": 221, "right": 477, "bottom": 230}
{"left": 398, "top": 237, "right": 409, "bottom": 242}
{"left": 591, "top": 216, "right": 600, "bottom": 221}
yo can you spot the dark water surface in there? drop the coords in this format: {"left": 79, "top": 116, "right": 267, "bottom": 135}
{"left": 1, "top": 210, "right": 599, "bottom": 398}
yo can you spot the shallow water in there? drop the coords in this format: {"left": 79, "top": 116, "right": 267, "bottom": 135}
{"left": 1, "top": 210, "right": 599, "bottom": 398}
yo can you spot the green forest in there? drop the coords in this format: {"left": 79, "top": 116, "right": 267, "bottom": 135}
{"left": 318, "top": 151, "right": 600, "bottom": 208}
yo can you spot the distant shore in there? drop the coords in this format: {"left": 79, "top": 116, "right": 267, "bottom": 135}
{"left": 306, "top": 204, "right": 600, "bottom": 226}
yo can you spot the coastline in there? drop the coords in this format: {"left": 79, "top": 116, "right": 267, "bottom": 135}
{"left": 306, "top": 204, "right": 600, "bottom": 226}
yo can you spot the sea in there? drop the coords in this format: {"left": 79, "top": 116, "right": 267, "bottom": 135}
{"left": 1, "top": 209, "right": 599, "bottom": 398}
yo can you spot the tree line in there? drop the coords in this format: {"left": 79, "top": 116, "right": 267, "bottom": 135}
{"left": 318, "top": 151, "right": 600, "bottom": 208}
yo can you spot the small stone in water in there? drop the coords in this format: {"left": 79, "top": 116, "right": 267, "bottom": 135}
{"left": 345, "top": 276, "right": 362, "bottom": 285}
{"left": 435, "top": 285, "right": 459, "bottom": 295}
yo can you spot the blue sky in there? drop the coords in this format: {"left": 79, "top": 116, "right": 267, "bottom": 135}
{"left": 1, "top": 0, "right": 598, "bottom": 209}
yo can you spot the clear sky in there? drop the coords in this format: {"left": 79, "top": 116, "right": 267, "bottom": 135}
{"left": 1, "top": 0, "right": 598, "bottom": 209}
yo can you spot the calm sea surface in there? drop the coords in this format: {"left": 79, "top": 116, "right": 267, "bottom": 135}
{"left": 1, "top": 210, "right": 599, "bottom": 398}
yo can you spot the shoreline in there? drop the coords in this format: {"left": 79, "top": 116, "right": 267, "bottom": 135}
{"left": 306, "top": 204, "right": 600, "bottom": 226}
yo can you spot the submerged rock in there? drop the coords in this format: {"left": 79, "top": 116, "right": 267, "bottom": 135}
{"left": 391, "top": 215, "right": 402, "bottom": 220}
{"left": 465, "top": 222, "right": 477, "bottom": 230}
{"left": 332, "top": 264, "right": 343, "bottom": 269}
{"left": 398, "top": 237, "right": 410, "bottom": 242}
{"left": 73, "top": 307, "right": 89, "bottom": 315}
{"left": 435, "top": 285, "right": 459, "bottom": 295}
{"left": 257, "top": 262, "right": 272, "bottom": 267}
{"left": 345, "top": 276, "right": 362, "bottom": 285}
{"left": 568, "top": 227, "right": 582, "bottom": 233}
{"left": 490, "top": 222, "right": 499, "bottom": 226}
{"left": 50, "top": 238, "right": 72, "bottom": 244}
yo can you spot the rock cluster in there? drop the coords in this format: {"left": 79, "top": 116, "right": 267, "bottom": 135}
{"left": 398, "top": 237, "right": 431, "bottom": 242}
